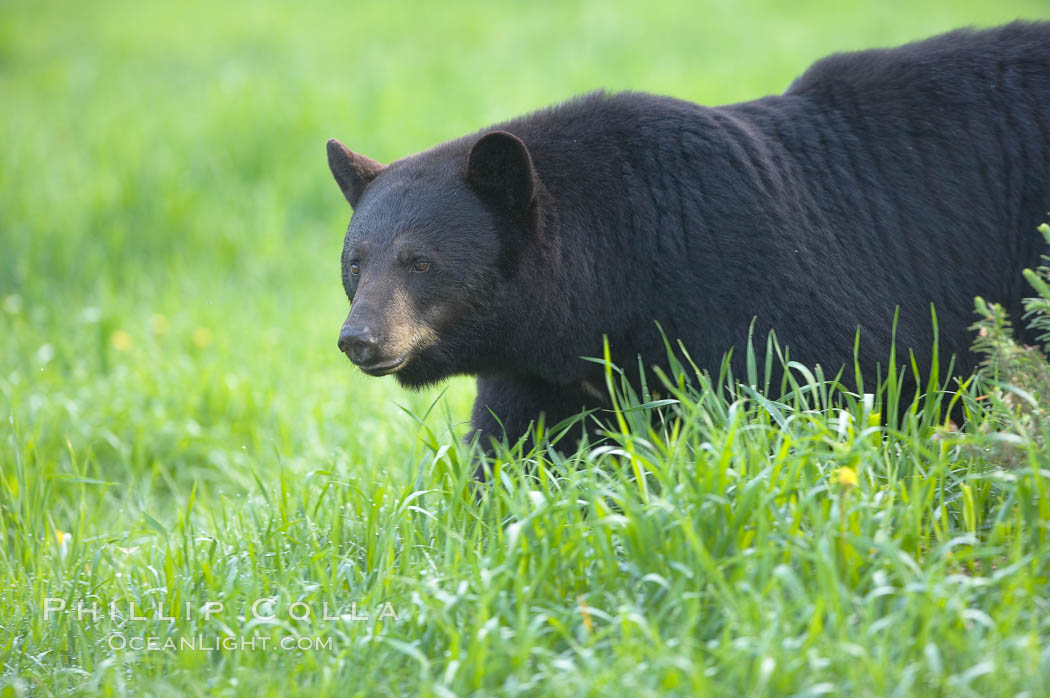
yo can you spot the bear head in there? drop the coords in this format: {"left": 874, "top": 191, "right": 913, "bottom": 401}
{"left": 327, "top": 131, "right": 542, "bottom": 388}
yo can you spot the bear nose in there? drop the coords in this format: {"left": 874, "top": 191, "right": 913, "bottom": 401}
{"left": 338, "top": 325, "right": 379, "bottom": 365}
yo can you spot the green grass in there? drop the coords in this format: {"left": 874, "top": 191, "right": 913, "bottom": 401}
{"left": 3, "top": 0, "right": 1050, "bottom": 695}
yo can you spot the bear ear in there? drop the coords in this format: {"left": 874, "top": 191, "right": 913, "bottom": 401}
{"left": 466, "top": 131, "right": 537, "bottom": 217}
{"left": 327, "top": 138, "right": 385, "bottom": 207}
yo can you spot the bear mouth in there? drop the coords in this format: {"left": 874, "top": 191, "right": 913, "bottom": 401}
{"left": 358, "top": 355, "right": 407, "bottom": 377}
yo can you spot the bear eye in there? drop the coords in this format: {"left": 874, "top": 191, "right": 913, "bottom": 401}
{"left": 349, "top": 262, "right": 360, "bottom": 276}
{"left": 412, "top": 261, "right": 431, "bottom": 273}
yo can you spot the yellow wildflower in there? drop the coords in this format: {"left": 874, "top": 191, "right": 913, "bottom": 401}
{"left": 577, "top": 595, "right": 593, "bottom": 633}
{"left": 55, "top": 528, "right": 72, "bottom": 557}
{"left": 110, "top": 330, "right": 132, "bottom": 352}
{"left": 192, "top": 327, "right": 213, "bottom": 348}
{"left": 834, "top": 466, "right": 858, "bottom": 488}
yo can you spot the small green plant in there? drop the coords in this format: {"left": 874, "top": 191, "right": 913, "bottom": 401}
{"left": 971, "top": 223, "right": 1050, "bottom": 449}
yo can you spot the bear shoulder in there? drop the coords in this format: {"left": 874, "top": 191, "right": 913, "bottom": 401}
{"left": 786, "top": 21, "right": 1050, "bottom": 101}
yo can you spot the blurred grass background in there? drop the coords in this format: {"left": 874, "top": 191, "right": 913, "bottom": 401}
{"left": 2, "top": 0, "right": 1049, "bottom": 695}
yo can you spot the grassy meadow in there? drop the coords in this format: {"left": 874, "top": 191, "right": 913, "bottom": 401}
{"left": 3, "top": 0, "right": 1050, "bottom": 695}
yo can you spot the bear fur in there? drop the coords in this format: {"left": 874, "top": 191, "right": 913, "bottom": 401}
{"left": 328, "top": 22, "right": 1050, "bottom": 457}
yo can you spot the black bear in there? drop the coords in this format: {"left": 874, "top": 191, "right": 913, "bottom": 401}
{"left": 327, "top": 22, "right": 1050, "bottom": 457}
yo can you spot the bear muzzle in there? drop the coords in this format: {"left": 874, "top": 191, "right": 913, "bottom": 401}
{"left": 338, "top": 324, "right": 407, "bottom": 375}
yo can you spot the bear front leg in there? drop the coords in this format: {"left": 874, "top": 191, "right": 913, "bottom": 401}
{"left": 468, "top": 374, "right": 601, "bottom": 480}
